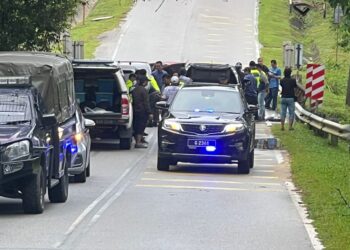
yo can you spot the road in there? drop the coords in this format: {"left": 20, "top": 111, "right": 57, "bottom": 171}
{"left": 0, "top": 1, "right": 316, "bottom": 249}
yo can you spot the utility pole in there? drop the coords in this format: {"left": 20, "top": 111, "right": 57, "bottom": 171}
{"left": 346, "top": 66, "right": 350, "bottom": 106}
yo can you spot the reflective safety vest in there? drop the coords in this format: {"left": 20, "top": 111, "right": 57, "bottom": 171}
{"left": 148, "top": 75, "right": 160, "bottom": 92}
{"left": 126, "top": 79, "right": 133, "bottom": 91}
{"left": 250, "top": 69, "right": 261, "bottom": 85}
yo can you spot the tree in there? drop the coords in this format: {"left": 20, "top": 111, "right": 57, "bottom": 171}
{"left": 327, "top": 0, "right": 350, "bottom": 50}
{"left": 0, "top": 0, "right": 79, "bottom": 51}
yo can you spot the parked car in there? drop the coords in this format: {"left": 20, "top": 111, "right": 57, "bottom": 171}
{"left": 0, "top": 52, "right": 77, "bottom": 213}
{"left": 69, "top": 108, "right": 94, "bottom": 183}
{"left": 115, "top": 61, "right": 152, "bottom": 91}
{"left": 72, "top": 60, "right": 133, "bottom": 149}
{"left": 156, "top": 84, "right": 256, "bottom": 174}
{"left": 186, "top": 63, "right": 240, "bottom": 85}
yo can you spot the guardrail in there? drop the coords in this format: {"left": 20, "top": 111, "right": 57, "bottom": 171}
{"left": 294, "top": 102, "right": 350, "bottom": 145}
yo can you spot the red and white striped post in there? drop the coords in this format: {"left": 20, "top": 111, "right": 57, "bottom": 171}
{"left": 305, "top": 64, "right": 325, "bottom": 109}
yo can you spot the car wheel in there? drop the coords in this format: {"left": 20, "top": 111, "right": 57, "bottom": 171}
{"left": 249, "top": 149, "right": 255, "bottom": 168}
{"left": 157, "top": 157, "right": 170, "bottom": 171}
{"left": 22, "top": 167, "right": 45, "bottom": 214}
{"left": 75, "top": 168, "right": 87, "bottom": 183}
{"left": 49, "top": 156, "right": 69, "bottom": 203}
{"left": 238, "top": 157, "right": 250, "bottom": 174}
{"left": 120, "top": 138, "right": 132, "bottom": 150}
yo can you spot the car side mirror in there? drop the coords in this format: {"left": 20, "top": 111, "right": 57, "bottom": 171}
{"left": 84, "top": 119, "right": 95, "bottom": 128}
{"left": 155, "top": 101, "right": 169, "bottom": 110}
{"left": 247, "top": 105, "right": 258, "bottom": 113}
{"left": 42, "top": 114, "right": 57, "bottom": 127}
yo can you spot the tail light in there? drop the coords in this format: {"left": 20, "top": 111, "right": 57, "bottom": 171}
{"left": 121, "top": 94, "right": 129, "bottom": 116}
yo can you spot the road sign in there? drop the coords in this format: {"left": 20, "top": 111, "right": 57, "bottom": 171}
{"left": 295, "top": 43, "right": 303, "bottom": 69}
{"left": 334, "top": 4, "right": 343, "bottom": 24}
{"left": 305, "top": 64, "right": 325, "bottom": 107}
{"left": 283, "top": 41, "right": 294, "bottom": 68}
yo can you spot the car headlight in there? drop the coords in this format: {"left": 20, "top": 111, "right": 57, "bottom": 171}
{"left": 223, "top": 123, "right": 244, "bottom": 133}
{"left": 3, "top": 140, "right": 30, "bottom": 162}
{"left": 163, "top": 120, "right": 183, "bottom": 132}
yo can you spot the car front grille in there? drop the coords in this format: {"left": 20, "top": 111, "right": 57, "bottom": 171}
{"left": 181, "top": 124, "right": 225, "bottom": 135}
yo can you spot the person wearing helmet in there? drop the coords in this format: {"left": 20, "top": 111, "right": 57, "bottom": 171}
{"left": 235, "top": 62, "right": 245, "bottom": 83}
{"left": 162, "top": 76, "right": 180, "bottom": 105}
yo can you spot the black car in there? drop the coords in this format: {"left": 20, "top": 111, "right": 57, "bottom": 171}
{"left": 0, "top": 52, "right": 77, "bottom": 213}
{"left": 156, "top": 84, "right": 256, "bottom": 174}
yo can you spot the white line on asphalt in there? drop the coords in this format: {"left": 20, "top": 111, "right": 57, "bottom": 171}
{"left": 207, "top": 33, "right": 223, "bottom": 36}
{"left": 207, "top": 27, "right": 225, "bottom": 31}
{"left": 136, "top": 184, "right": 282, "bottom": 192}
{"left": 254, "top": 0, "right": 261, "bottom": 58}
{"left": 54, "top": 167, "right": 132, "bottom": 248}
{"left": 253, "top": 170, "right": 275, "bottom": 173}
{"left": 207, "top": 38, "right": 223, "bottom": 42}
{"left": 140, "top": 177, "right": 280, "bottom": 186}
{"left": 285, "top": 182, "right": 324, "bottom": 250}
{"left": 200, "top": 14, "right": 230, "bottom": 20}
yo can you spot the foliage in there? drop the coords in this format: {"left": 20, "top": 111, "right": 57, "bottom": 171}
{"left": 327, "top": 0, "right": 350, "bottom": 49}
{"left": 0, "top": 0, "right": 79, "bottom": 51}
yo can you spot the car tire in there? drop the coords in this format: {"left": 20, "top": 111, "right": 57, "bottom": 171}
{"left": 75, "top": 168, "right": 87, "bottom": 183}
{"left": 49, "top": 156, "right": 69, "bottom": 203}
{"left": 249, "top": 149, "right": 255, "bottom": 168}
{"left": 22, "top": 167, "right": 45, "bottom": 214}
{"left": 86, "top": 163, "right": 90, "bottom": 177}
{"left": 238, "top": 157, "right": 250, "bottom": 174}
{"left": 120, "top": 138, "right": 132, "bottom": 150}
{"left": 157, "top": 157, "right": 170, "bottom": 171}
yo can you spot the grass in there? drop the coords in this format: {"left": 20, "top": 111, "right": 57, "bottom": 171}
{"left": 70, "top": 0, "right": 133, "bottom": 58}
{"left": 272, "top": 124, "right": 350, "bottom": 250}
{"left": 259, "top": 0, "right": 350, "bottom": 123}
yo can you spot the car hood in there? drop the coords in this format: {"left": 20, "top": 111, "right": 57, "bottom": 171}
{"left": 0, "top": 125, "right": 33, "bottom": 145}
{"left": 169, "top": 111, "right": 243, "bottom": 124}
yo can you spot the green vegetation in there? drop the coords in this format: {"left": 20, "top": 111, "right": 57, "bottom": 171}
{"left": 71, "top": 0, "right": 132, "bottom": 58}
{"left": 0, "top": 0, "right": 79, "bottom": 51}
{"left": 259, "top": 0, "right": 350, "bottom": 123}
{"left": 272, "top": 124, "right": 350, "bottom": 250}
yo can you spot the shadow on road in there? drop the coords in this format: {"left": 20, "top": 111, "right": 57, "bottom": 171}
{"left": 171, "top": 163, "right": 240, "bottom": 175}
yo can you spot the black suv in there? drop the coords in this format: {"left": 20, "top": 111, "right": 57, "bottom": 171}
{"left": 157, "top": 84, "right": 255, "bottom": 174}
{"left": 0, "top": 52, "right": 77, "bottom": 213}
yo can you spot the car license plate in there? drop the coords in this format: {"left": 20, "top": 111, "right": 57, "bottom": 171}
{"left": 187, "top": 139, "right": 216, "bottom": 148}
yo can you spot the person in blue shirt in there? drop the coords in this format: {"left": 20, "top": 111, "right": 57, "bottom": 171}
{"left": 265, "top": 59, "right": 281, "bottom": 111}
{"left": 152, "top": 61, "right": 168, "bottom": 90}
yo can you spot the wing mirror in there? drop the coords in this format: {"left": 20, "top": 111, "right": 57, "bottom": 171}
{"left": 42, "top": 114, "right": 57, "bottom": 127}
{"left": 84, "top": 119, "right": 95, "bottom": 128}
{"left": 155, "top": 101, "right": 170, "bottom": 110}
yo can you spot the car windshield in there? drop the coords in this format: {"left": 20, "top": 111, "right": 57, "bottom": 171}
{"left": 171, "top": 89, "right": 243, "bottom": 114}
{"left": 0, "top": 94, "right": 31, "bottom": 124}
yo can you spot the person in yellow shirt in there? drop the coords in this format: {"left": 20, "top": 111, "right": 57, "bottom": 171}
{"left": 126, "top": 73, "right": 136, "bottom": 92}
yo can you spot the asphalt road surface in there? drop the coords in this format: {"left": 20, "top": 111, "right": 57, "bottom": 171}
{"left": 0, "top": 1, "right": 316, "bottom": 249}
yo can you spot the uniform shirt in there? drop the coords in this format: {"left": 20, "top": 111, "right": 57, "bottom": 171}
{"left": 243, "top": 74, "right": 257, "bottom": 97}
{"left": 132, "top": 85, "right": 151, "bottom": 114}
{"left": 268, "top": 67, "right": 281, "bottom": 89}
{"left": 280, "top": 77, "right": 297, "bottom": 98}
{"left": 162, "top": 85, "right": 180, "bottom": 104}
{"left": 151, "top": 70, "right": 168, "bottom": 90}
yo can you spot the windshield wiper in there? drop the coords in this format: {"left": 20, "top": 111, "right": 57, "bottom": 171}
{"left": 0, "top": 120, "right": 31, "bottom": 125}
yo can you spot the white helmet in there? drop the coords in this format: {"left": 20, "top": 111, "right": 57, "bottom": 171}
{"left": 171, "top": 76, "right": 179, "bottom": 84}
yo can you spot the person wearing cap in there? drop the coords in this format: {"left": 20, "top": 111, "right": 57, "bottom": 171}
{"left": 132, "top": 76, "right": 153, "bottom": 148}
{"left": 235, "top": 62, "right": 245, "bottom": 83}
{"left": 162, "top": 76, "right": 180, "bottom": 105}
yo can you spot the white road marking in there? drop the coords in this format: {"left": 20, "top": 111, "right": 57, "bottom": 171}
{"left": 285, "top": 182, "right": 324, "bottom": 250}
{"left": 136, "top": 184, "right": 282, "bottom": 192}
{"left": 200, "top": 14, "right": 230, "bottom": 20}
{"left": 140, "top": 177, "right": 280, "bottom": 186}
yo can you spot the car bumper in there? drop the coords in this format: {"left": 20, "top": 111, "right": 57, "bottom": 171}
{"left": 158, "top": 129, "right": 251, "bottom": 164}
{"left": 0, "top": 157, "right": 41, "bottom": 185}
{"left": 69, "top": 143, "right": 88, "bottom": 175}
